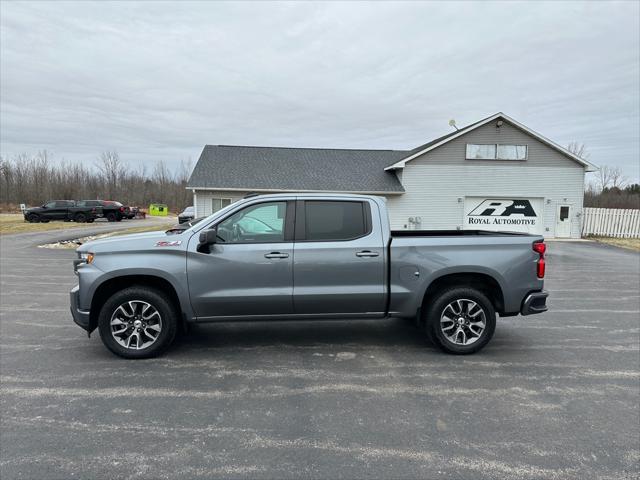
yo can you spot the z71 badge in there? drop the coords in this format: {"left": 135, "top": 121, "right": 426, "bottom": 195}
{"left": 155, "top": 240, "right": 182, "bottom": 247}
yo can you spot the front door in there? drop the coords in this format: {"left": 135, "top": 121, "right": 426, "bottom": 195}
{"left": 293, "top": 199, "right": 386, "bottom": 316}
{"left": 187, "top": 200, "right": 295, "bottom": 318}
{"left": 50, "top": 201, "right": 70, "bottom": 220}
{"left": 556, "top": 205, "right": 571, "bottom": 238}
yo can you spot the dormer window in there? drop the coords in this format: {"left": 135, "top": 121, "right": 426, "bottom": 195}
{"left": 466, "top": 144, "right": 527, "bottom": 160}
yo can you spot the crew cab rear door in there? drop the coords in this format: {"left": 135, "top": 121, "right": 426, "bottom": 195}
{"left": 292, "top": 199, "right": 386, "bottom": 316}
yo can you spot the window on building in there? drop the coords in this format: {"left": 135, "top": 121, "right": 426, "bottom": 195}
{"left": 304, "top": 201, "right": 369, "bottom": 241}
{"left": 466, "top": 144, "right": 496, "bottom": 160}
{"left": 466, "top": 144, "right": 527, "bottom": 160}
{"left": 497, "top": 144, "right": 527, "bottom": 160}
{"left": 212, "top": 198, "right": 232, "bottom": 212}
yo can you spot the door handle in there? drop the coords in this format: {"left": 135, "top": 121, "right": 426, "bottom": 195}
{"left": 264, "top": 252, "right": 289, "bottom": 259}
{"left": 356, "top": 250, "right": 379, "bottom": 258}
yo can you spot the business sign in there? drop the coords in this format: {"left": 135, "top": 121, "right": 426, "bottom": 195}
{"left": 463, "top": 197, "right": 544, "bottom": 234}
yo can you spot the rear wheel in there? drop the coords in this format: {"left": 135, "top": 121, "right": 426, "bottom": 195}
{"left": 26, "top": 213, "right": 40, "bottom": 223}
{"left": 97, "top": 286, "right": 178, "bottom": 359}
{"left": 74, "top": 212, "right": 87, "bottom": 223}
{"left": 106, "top": 212, "right": 117, "bottom": 222}
{"left": 424, "top": 287, "right": 495, "bottom": 354}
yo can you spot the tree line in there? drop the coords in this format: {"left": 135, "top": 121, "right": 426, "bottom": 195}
{"left": 0, "top": 151, "right": 193, "bottom": 213}
{"left": 566, "top": 144, "right": 639, "bottom": 210}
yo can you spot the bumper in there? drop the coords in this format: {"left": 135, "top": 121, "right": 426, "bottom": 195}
{"left": 70, "top": 285, "right": 91, "bottom": 331}
{"left": 521, "top": 290, "right": 549, "bottom": 316}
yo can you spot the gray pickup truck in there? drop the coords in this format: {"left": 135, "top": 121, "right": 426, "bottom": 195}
{"left": 71, "top": 193, "right": 548, "bottom": 359}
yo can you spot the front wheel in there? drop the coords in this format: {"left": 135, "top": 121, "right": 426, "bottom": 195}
{"left": 97, "top": 286, "right": 178, "bottom": 359}
{"left": 424, "top": 287, "right": 496, "bottom": 355}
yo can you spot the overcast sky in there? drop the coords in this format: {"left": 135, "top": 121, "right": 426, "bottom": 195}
{"left": 1, "top": 1, "right": 639, "bottom": 182}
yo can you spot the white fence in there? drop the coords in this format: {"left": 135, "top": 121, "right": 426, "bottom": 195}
{"left": 582, "top": 208, "right": 640, "bottom": 238}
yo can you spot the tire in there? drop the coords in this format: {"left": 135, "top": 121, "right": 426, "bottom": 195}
{"left": 97, "top": 286, "right": 178, "bottom": 359}
{"left": 74, "top": 213, "right": 87, "bottom": 223}
{"left": 26, "top": 213, "right": 40, "bottom": 223}
{"left": 106, "top": 212, "right": 117, "bottom": 222}
{"left": 87, "top": 219, "right": 95, "bottom": 223}
{"left": 424, "top": 287, "right": 496, "bottom": 355}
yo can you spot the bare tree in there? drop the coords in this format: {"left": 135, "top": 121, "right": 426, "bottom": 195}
{"left": 97, "top": 151, "right": 123, "bottom": 199}
{"left": 567, "top": 142, "right": 590, "bottom": 160}
{"left": 598, "top": 165, "right": 628, "bottom": 192}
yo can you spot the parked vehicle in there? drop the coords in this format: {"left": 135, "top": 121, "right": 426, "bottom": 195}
{"left": 24, "top": 200, "right": 98, "bottom": 223}
{"left": 178, "top": 206, "right": 195, "bottom": 224}
{"left": 166, "top": 217, "right": 205, "bottom": 234}
{"left": 126, "top": 206, "right": 139, "bottom": 219}
{"left": 71, "top": 193, "right": 548, "bottom": 359}
{"left": 80, "top": 200, "right": 128, "bottom": 222}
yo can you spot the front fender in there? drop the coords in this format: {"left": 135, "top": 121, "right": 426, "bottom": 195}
{"left": 76, "top": 249, "right": 193, "bottom": 326}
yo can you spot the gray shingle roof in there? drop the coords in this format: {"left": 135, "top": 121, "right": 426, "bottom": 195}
{"left": 186, "top": 116, "right": 505, "bottom": 193}
{"left": 187, "top": 145, "right": 408, "bottom": 193}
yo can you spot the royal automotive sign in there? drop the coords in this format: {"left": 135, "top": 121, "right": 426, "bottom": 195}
{"left": 463, "top": 197, "right": 544, "bottom": 234}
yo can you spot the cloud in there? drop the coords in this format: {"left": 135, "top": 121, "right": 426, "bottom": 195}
{"left": 1, "top": 1, "right": 639, "bottom": 180}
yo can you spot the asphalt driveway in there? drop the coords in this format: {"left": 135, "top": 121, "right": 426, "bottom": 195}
{"left": 1, "top": 228, "right": 638, "bottom": 479}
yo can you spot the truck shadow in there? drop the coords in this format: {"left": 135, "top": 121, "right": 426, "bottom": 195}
{"left": 172, "top": 318, "right": 432, "bottom": 351}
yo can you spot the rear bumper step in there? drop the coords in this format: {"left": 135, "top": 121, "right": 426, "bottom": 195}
{"left": 521, "top": 290, "right": 549, "bottom": 316}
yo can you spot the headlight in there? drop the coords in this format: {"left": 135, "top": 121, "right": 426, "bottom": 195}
{"left": 79, "top": 252, "right": 94, "bottom": 264}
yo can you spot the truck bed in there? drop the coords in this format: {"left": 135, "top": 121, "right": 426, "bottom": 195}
{"left": 391, "top": 229, "right": 533, "bottom": 237}
{"left": 387, "top": 230, "right": 543, "bottom": 317}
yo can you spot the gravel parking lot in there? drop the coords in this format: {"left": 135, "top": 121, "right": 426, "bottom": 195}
{"left": 1, "top": 227, "right": 638, "bottom": 479}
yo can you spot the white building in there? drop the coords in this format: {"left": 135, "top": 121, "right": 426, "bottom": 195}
{"left": 187, "top": 113, "right": 596, "bottom": 238}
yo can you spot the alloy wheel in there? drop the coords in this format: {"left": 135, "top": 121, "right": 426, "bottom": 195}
{"left": 440, "top": 298, "right": 486, "bottom": 346}
{"left": 110, "top": 300, "right": 162, "bottom": 350}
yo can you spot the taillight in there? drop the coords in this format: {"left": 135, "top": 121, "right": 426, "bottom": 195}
{"left": 532, "top": 242, "right": 546, "bottom": 255}
{"left": 537, "top": 258, "right": 546, "bottom": 278}
{"left": 119, "top": 207, "right": 124, "bottom": 212}
{"left": 533, "top": 241, "right": 546, "bottom": 278}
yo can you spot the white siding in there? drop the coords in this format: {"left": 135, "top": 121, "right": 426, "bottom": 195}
{"left": 385, "top": 165, "right": 585, "bottom": 238}
{"left": 193, "top": 190, "right": 248, "bottom": 217}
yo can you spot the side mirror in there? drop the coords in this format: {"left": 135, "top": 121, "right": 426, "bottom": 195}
{"left": 199, "top": 228, "right": 218, "bottom": 245}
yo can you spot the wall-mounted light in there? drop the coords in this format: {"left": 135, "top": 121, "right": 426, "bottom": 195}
{"left": 546, "top": 199, "right": 552, "bottom": 204}
{"left": 457, "top": 197, "right": 463, "bottom": 203}
{"left": 496, "top": 120, "right": 503, "bottom": 128}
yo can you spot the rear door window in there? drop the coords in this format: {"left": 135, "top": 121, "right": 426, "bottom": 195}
{"left": 303, "top": 201, "right": 369, "bottom": 241}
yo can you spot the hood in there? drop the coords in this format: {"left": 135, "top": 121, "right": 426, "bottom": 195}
{"left": 77, "top": 229, "right": 189, "bottom": 254}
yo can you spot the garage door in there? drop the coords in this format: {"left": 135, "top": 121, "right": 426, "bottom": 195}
{"left": 463, "top": 197, "right": 544, "bottom": 235}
